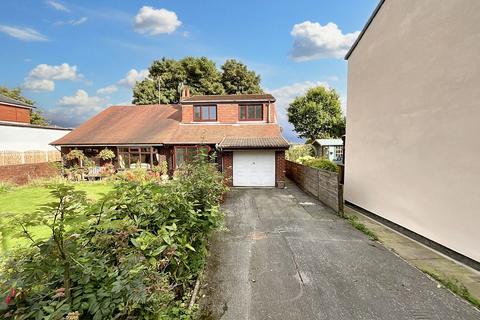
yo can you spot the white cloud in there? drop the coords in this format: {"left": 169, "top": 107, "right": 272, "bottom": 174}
{"left": 47, "top": 89, "right": 107, "bottom": 127}
{"left": 290, "top": 21, "right": 359, "bottom": 61}
{"left": 24, "top": 79, "right": 55, "bottom": 91}
{"left": 134, "top": 6, "right": 181, "bottom": 35}
{"left": 46, "top": 0, "right": 70, "bottom": 12}
{"left": 118, "top": 69, "right": 149, "bottom": 88}
{"left": 0, "top": 25, "right": 48, "bottom": 42}
{"left": 24, "top": 63, "right": 79, "bottom": 91}
{"left": 97, "top": 85, "right": 118, "bottom": 95}
{"left": 268, "top": 81, "right": 331, "bottom": 141}
{"left": 55, "top": 17, "right": 88, "bottom": 27}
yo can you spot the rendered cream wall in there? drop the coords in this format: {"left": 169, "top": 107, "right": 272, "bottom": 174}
{"left": 345, "top": 0, "right": 480, "bottom": 262}
{"left": 0, "top": 125, "right": 71, "bottom": 151}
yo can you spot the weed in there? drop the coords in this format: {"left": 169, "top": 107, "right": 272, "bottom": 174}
{"left": 345, "top": 214, "right": 379, "bottom": 241}
{"left": 422, "top": 269, "right": 480, "bottom": 309}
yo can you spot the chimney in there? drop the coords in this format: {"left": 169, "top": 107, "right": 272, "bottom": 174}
{"left": 181, "top": 86, "right": 190, "bottom": 99}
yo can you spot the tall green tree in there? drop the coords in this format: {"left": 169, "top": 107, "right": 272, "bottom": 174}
{"left": 287, "top": 86, "right": 345, "bottom": 141}
{"left": 221, "top": 59, "right": 262, "bottom": 94}
{"left": 0, "top": 86, "right": 50, "bottom": 126}
{"left": 132, "top": 57, "right": 263, "bottom": 104}
{"left": 133, "top": 57, "right": 224, "bottom": 104}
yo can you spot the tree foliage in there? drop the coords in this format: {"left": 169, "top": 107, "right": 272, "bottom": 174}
{"left": 132, "top": 57, "right": 262, "bottom": 104}
{"left": 0, "top": 86, "right": 50, "bottom": 126}
{"left": 221, "top": 59, "right": 262, "bottom": 94}
{"left": 287, "top": 86, "right": 345, "bottom": 141}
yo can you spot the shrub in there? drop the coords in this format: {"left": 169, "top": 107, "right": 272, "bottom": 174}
{"left": 298, "top": 156, "right": 338, "bottom": 172}
{"left": 0, "top": 158, "right": 227, "bottom": 319}
{"left": 285, "top": 144, "right": 314, "bottom": 162}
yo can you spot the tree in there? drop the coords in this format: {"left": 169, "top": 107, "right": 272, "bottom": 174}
{"left": 0, "top": 86, "right": 50, "bottom": 125}
{"left": 132, "top": 57, "right": 263, "bottom": 104}
{"left": 287, "top": 86, "right": 345, "bottom": 141}
{"left": 133, "top": 57, "right": 224, "bottom": 104}
{"left": 221, "top": 59, "right": 262, "bottom": 94}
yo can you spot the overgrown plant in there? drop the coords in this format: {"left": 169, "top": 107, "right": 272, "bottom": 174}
{"left": 297, "top": 156, "right": 338, "bottom": 172}
{"left": 1, "top": 157, "right": 228, "bottom": 319}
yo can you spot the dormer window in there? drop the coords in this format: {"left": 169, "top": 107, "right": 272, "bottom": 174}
{"left": 239, "top": 104, "right": 263, "bottom": 121}
{"left": 194, "top": 105, "right": 217, "bottom": 121}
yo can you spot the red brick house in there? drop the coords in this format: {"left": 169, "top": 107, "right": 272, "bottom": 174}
{"left": 51, "top": 91, "right": 289, "bottom": 187}
{"left": 0, "top": 93, "right": 34, "bottom": 124}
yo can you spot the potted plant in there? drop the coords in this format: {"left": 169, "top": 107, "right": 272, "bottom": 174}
{"left": 98, "top": 148, "right": 116, "bottom": 165}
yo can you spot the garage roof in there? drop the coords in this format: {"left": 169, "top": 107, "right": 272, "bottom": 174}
{"left": 218, "top": 136, "right": 289, "bottom": 149}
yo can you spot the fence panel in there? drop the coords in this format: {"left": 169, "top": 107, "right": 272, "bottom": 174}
{"left": 0, "top": 150, "right": 61, "bottom": 166}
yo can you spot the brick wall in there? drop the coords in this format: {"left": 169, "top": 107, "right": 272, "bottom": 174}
{"left": 285, "top": 160, "right": 343, "bottom": 214}
{"left": 181, "top": 103, "right": 275, "bottom": 124}
{"left": 275, "top": 150, "right": 285, "bottom": 188}
{"left": 0, "top": 162, "right": 60, "bottom": 185}
{"left": 221, "top": 151, "right": 233, "bottom": 187}
{"left": 0, "top": 104, "right": 31, "bottom": 123}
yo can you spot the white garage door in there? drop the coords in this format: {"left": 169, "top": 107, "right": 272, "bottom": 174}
{"left": 233, "top": 150, "right": 275, "bottom": 187}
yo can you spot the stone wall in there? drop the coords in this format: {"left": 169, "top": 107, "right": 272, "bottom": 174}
{"left": 0, "top": 162, "right": 60, "bottom": 185}
{"left": 285, "top": 160, "right": 343, "bottom": 213}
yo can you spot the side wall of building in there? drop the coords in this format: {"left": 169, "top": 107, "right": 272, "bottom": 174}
{"left": 0, "top": 124, "right": 71, "bottom": 152}
{"left": 345, "top": 0, "right": 480, "bottom": 262}
{"left": 0, "top": 104, "right": 31, "bottom": 123}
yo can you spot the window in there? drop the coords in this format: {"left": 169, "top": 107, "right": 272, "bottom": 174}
{"left": 335, "top": 146, "right": 344, "bottom": 162}
{"left": 174, "top": 146, "right": 210, "bottom": 167}
{"left": 118, "top": 146, "right": 158, "bottom": 169}
{"left": 194, "top": 105, "right": 217, "bottom": 121}
{"left": 239, "top": 104, "right": 263, "bottom": 121}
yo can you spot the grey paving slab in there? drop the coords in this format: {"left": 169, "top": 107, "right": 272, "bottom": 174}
{"left": 198, "top": 181, "right": 480, "bottom": 320}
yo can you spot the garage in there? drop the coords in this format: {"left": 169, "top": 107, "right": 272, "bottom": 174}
{"left": 233, "top": 150, "right": 276, "bottom": 187}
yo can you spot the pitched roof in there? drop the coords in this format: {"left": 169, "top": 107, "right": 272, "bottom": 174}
{"left": 51, "top": 105, "right": 181, "bottom": 145}
{"left": 0, "top": 93, "right": 34, "bottom": 109}
{"left": 51, "top": 104, "right": 286, "bottom": 146}
{"left": 181, "top": 93, "right": 275, "bottom": 103}
{"left": 345, "top": 0, "right": 386, "bottom": 60}
{"left": 218, "top": 136, "right": 289, "bottom": 149}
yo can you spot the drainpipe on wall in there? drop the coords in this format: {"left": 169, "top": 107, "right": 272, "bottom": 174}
{"left": 267, "top": 100, "right": 271, "bottom": 123}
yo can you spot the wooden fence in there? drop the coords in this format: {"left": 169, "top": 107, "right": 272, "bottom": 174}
{"left": 285, "top": 160, "right": 344, "bottom": 214}
{"left": 0, "top": 150, "right": 61, "bottom": 166}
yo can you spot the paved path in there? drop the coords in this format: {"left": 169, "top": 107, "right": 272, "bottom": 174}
{"left": 199, "top": 181, "right": 480, "bottom": 320}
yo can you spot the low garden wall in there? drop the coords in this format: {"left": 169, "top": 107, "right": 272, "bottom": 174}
{"left": 285, "top": 160, "right": 344, "bottom": 213}
{"left": 0, "top": 162, "right": 60, "bottom": 185}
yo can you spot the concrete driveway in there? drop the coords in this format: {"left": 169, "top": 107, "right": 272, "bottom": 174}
{"left": 199, "top": 181, "right": 480, "bottom": 320}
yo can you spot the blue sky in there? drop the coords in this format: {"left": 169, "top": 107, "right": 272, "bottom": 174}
{"left": 0, "top": 0, "right": 378, "bottom": 141}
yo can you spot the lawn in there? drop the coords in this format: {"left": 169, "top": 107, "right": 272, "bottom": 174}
{"left": 0, "top": 182, "right": 114, "bottom": 252}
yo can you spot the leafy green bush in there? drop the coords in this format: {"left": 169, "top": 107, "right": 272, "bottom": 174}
{"left": 297, "top": 156, "right": 338, "bottom": 172}
{"left": 0, "top": 157, "right": 227, "bottom": 319}
{"left": 285, "top": 144, "right": 314, "bottom": 162}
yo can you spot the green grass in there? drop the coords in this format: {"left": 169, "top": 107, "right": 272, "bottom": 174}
{"left": 0, "top": 182, "right": 113, "bottom": 251}
{"left": 345, "top": 214, "right": 379, "bottom": 241}
{"left": 422, "top": 269, "right": 480, "bottom": 309}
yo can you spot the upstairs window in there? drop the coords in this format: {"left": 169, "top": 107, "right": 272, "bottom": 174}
{"left": 239, "top": 104, "right": 263, "bottom": 121}
{"left": 194, "top": 105, "right": 217, "bottom": 121}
